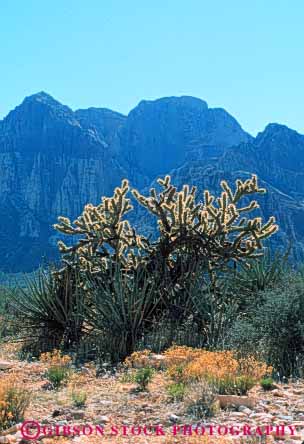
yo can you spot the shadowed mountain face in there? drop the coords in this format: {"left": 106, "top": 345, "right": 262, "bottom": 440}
{"left": 0, "top": 93, "right": 127, "bottom": 271}
{"left": 0, "top": 92, "right": 303, "bottom": 271}
{"left": 114, "top": 96, "right": 252, "bottom": 184}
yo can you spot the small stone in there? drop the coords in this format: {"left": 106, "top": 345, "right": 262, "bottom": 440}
{"left": 238, "top": 405, "right": 252, "bottom": 415}
{"left": 277, "top": 415, "right": 294, "bottom": 421}
{"left": 0, "top": 361, "right": 14, "bottom": 371}
{"left": 250, "top": 412, "right": 274, "bottom": 420}
{"left": 98, "top": 415, "right": 110, "bottom": 423}
{"left": 13, "top": 431, "right": 23, "bottom": 441}
{"left": 273, "top": 389, "right": 285, "bottom": 397}
{"left": 230, "top": 412, "right": 247, "bottom": 418}
{"left": 293, "top": 389, "right": 304, "bottom": 395}
{"left": 168, "top": 414, "right": 180, "bottom": 423}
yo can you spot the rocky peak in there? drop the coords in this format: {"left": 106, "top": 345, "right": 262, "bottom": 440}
{"left": 0, "top": 92, "right": 109, "bottom": 157}
{"left": 116, "top": 96, "right": 251, "bottom": 181}
{"left": 3, "top": 91, "right": 79, "bottom": 128}
{"left": 254, "top": 123, "right": 304, "bottom": 171}
{"left": 75, "top": 107, "right": 126, "bottom": 146}
{"left": 135, "top": 95, "right": 209, "bottom": 113}
{"left": 256, "top": 122, "right": 302, "bottom": 142}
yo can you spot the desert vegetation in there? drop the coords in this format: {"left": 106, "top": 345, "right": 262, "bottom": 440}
{"left": 1, "top": 174, "right": 304, "bottom": 439}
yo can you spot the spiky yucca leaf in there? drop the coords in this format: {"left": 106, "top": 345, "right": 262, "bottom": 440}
{"left": 11, "top": 267, "right": 86, "bottom": 353}
{"left": 84, "top": 265, "right": 162, "bottom": 361}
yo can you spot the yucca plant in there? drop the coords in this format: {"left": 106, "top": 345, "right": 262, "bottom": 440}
{"left": 233, "top": 248, "right": 289, "bottom": 294}
{"left": 10, "top": 266, "right": 86, "bottom": 355}
{"left": 85, "top": 264, "right": 162, "bottom": 362}
{"left": 185, "top": 272, "right": 239, "bottom": 349}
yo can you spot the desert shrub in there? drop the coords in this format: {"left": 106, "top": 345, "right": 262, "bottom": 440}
{"left": 139, "top": 314, "right": 206, "bottom": 352}
{"left": 183, "top": 379, "right": 218, "bottom": 419}
{"left": 183, "top": 350, "right": 270, "bottom": 394}
{"left": 71, "top": 390, "right": 87, "bottom": 407}
{"left": 119, "top": 369, "right": 136, "bottom": 383}
{"left": 134, "top": 367, "right": 154, "bottom": 391}
{"left": 124, "top": 349, "right": 153, "bottom": 368}
{"left": 166, "top": 382, "right": 187, "bottom": 401}
{"left": 167, "top": 364, "right": 187, "bottom": 384}
{"left": 212, "top": 375, "right": 255, "bottom": 395}
{"left": 0, "top": 375, "right": 31, "bottom": 431}
{"left": 163, "top": 345, "right": 203, "bottom": 367}
{"left": 260, "top": 377, "right": 275, "bottom": 391}
{"left": 46, "top": 366, "right": 71, "bottom": 389}
{"left": 227, "top": 272, "right": 304, "bottom": 377}
{"left": 164, "top": 347, "right": 271, "bottom": 395}
{"left": 124, "top": 349, "right": 166, "bottom": 370}
{"left": 41, "top": 349, "right": 72, "bottom": 389}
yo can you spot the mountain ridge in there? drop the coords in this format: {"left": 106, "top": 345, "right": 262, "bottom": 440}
{"left": 0, "top": 92, "right": 303, "bottom": 271}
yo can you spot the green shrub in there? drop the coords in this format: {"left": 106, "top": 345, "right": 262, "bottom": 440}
{"left": 134, "top": 367, "right": 154, "bottom": 391}
{"left": 71, "top": 390, "right": 87, "bottom": 407}
{"left": 227, "top": 271, "right": 304, "bottom": 377}
{"left": 260, "top": 377, "right": 275, "bottom": 391}
{"left": 46, "top": 366, "right": 71, "bottom": 389}
{"left": 210, "top": 375, "right": 255, "bottom": 396}
{"left": 166, "top": 382, "right": 186, "bottom": 401}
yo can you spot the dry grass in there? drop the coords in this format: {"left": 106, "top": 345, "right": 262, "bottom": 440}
{"left": 0, "top": 372, "right": 31, "bottom": 431}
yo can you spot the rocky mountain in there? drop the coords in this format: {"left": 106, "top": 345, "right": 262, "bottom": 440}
{"left": 0, "top": 93, "right": 126, "bottom": 271}
{"left": 115, "top": 96, "right": 252, "bottom": 185}
{"left": 0, "top": 92, "right": 303, "bottom": 271}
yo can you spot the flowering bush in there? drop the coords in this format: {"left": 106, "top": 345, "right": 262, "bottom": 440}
{"left": 0, "top": 374, "right": 31, "bottom": 431}
{"left": 164, "top": 345, "right": 203, "bottom": 367}
{"left": 124, "top": 349, "right": 152, "bottom": 368}
{"left": 40, "top": 349, "right": 72, "bottom": 366}
{"left": 164, "top": 346, "right": 272, "bottom": 395}
{"left": 124, "top": 349, "right": 165, "bottom": 370}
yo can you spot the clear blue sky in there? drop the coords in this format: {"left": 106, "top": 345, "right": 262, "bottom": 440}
{"left": 1, "top": 0, "right": 303, "bottom": 135}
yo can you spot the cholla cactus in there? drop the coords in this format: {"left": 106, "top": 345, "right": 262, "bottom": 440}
{"left": 54, "top": 174, "right": 278, "bottom": 277}
{"left": 132, "top": 174, "right": 278, "bottom": 279}
{"left": 54, "top": 179, "right": 146, "bottom": 271}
